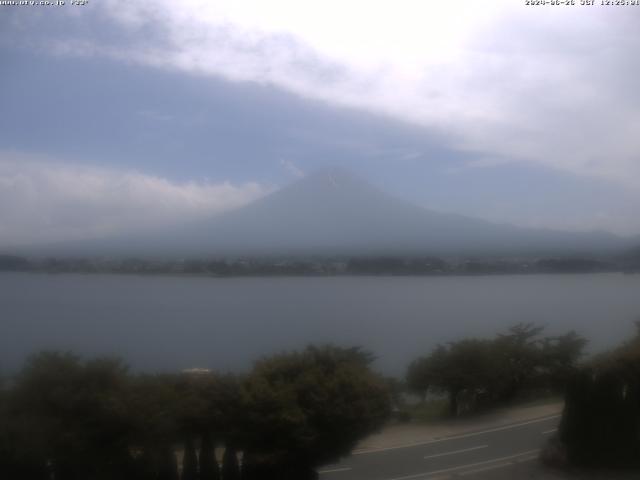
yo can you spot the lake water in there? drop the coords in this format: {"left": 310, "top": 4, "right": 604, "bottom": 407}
{"left": 2, "top": 272, "right": 640, "bottom": 376}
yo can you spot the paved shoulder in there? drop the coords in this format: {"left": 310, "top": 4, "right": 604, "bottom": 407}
{"left": 356, "top": 402, "right": 563, "bottom": 453}
{"left": 319, "top": 402, "right": 564, "bottom": 480}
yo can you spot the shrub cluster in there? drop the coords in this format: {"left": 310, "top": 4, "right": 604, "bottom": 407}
{"left": 0, "top": 346, "right": 390, "bottom": 480}
{"left": 559, "top": 323, "right": 640, "bottom": 467}
{"left": 406, "top": 323, "right": 587, "bottom": 415}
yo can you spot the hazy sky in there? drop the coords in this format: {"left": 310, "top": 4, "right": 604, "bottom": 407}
{"left": 1, "top": 1, "right": 639, "bottom": 245}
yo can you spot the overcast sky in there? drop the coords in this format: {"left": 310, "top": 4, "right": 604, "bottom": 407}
{"left": 1, "top": 1, "right": 639, "bottom": 246}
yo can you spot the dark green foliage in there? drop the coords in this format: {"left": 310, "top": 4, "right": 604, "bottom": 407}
{"left": 0, "top": 382, "right": 44, "bottom": 478}
{"left": 495, "top": 323, "right": 545, "bottom": 397}
{"left": 409, "top": 340, "right": 503, "bottom": 415}
{"left": 406, "top": 358, "right": 431, "bottom": 401}
{"left": 539, "top": 330, "right": 588, "bottom": 391}
{"left": 561, "top": 365, "right": 640, "bottom": 466}
{"left": 435, "top": 339, "right": 502, "bottom": 415}
{"left": 127, "top": 374, "right": 182, "bottom": 447}
{"left": 199, "top": 432, "right": 220, "bottom": 480}
{"left": 407, "top": 324, "right": 587, "bottom": 416}
{"left": 6, "top": 352, "right": 134, "bottom": 480}
{"left": 0, "top": 345, "right": 390, "bottom": 479}
{"left": 222, "top": 445, "right": 240, "bottom": 480}
{"left": 559, "top": 324, "right": 640, "bottom": 467}
{"left": 241, "top": 346, "right": 390, "bottom": 475}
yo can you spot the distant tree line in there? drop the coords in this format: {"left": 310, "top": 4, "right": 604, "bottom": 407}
{"left": 346, "top": 257, "right": 449, "bottom": 274}
{"left": 0, "top": 255, "right": 30, "bottom": 271}
{"left": 406, "top": 323, "right": 587, "bottom": 416}
{"left": 0, "top": 254, "right": 626, "bottom": 276}
{"left": 0, "top": 346, "right": 390, "bottom": 480}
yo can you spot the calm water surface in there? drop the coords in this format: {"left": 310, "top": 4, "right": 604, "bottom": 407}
{"left": 2, "top": 272, "right": 640, "bottom": 375}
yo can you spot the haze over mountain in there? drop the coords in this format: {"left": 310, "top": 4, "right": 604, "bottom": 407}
{"left": 5, "top": 4, "right": 640, "bottom": 252}
{"left": 24, "top": 168, "right": 633, "bottom": 258}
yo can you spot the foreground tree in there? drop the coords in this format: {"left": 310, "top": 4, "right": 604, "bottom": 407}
{"left": 558, "top": 323, "right": 640, "bottom": 467}
{"left": 241, "top": 346, "right": 390, "bottom": 479}
{"left": 199, "top": 432, "right": 221, "bottom": 480}
{"left": 430, "top": 340, "right": 501, "bottom": 415}
{"left": 181, "top": 437, "right": 198, "bottom": 480}
{"left": 407, "top": 324, "right": 587, "bottom": 416}
{"left": 539, "top": 330, "right": 588, "bottom": 392}
{"left": 1, "top": 345, "right": 390, "bottom": 479}
{"left": 493, "top": 323, "right": 544, "bottom": 400}
{"left": 0, "top": 377, "right": 49, "bottom": 480}
{"left": 126, "top": 374, "right": 182, "bottom": 479}
{"left": 7, "top": 352, "right": 134, "bottom": 480}
{"left": 406, "top": 356, "right": 432, "bottom": 402}
{"left": 222, "top": 445, "right": 241, "bottom": 480}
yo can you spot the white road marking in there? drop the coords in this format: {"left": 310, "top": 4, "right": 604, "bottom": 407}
{"left": 516, "top": 454, "right": 540, "bottom": 462}
{"left": 423, "top": 445, "right": 488, "bottom": 460}
{"left": 382, "top": 449, "right": 540, "bottom": 480}
{"left": 353, "top": 414, "right": 560, "bottom": 455}
{"left": 542, "top": 428, "right": 557, "bottom": 435}
{"left": 318, "top": 467, "right": 352, "bottom": 474}
{"left": 459, "top": 461, "right": 512, "bottom": 476}
{"left": 459, "top": 452, "right": 538, "bottom": 476}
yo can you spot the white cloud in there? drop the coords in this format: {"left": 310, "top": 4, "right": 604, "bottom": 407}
{"left": 279, "top": 159, "right": 305, "bottom": 178}
{"left": 0, "top": 153, "right": 270, "bottom": 246}
{"left": 61, "top": 0, "right": 640, "bottom": 190}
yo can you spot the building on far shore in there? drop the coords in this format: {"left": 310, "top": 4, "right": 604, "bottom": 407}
{"left": 181, "top": 368, "right": 211, "bottom": 375}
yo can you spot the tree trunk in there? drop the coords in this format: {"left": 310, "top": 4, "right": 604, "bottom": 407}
{"left": 182, "top": 437, "right": 198, "bottom": 480}
{"left": 221, "top": 445, "right": 240, "bottom": 480}
{"left": 157, "top": 446, "right": 179, "bottom": 480}
{"left": 199, "top": 433, "right": 220, "bottom": 480}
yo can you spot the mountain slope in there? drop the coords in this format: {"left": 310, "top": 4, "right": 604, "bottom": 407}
{"left": 144, "top": 167, "right": 627, "bottom": 256}
{"left": 26, "top": 167, "right": 631, "bottom": 257}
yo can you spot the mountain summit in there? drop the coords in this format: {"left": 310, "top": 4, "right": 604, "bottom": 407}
{"left": 153, "top": 167, "right": 625, "bottom": 257}
{"left": 32, "top": 168, "right": 629, "bottom": 257}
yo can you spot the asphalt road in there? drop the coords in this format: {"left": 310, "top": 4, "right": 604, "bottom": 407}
{"left": 318, "top": 414, "right": 561, "bottom": 480}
